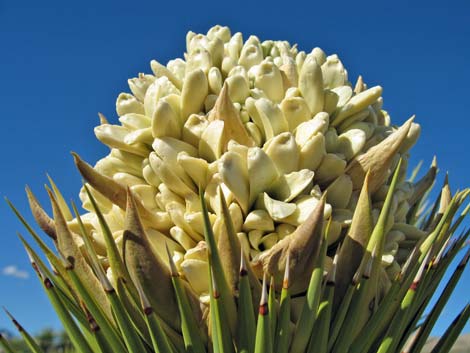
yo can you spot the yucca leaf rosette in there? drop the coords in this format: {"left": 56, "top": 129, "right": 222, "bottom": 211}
{"left": 6, "top": 25, "right": 469, "bottom": 353}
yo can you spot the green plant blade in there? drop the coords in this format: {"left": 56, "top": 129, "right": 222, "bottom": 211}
{"left": 209, "top": 266, "right": 235, "bottom": 353}
{"left": 254, "top": 276, "right": 272, "bottom": 353}
{"left": 3, "top": 309, "right": 46, "bottom": 353}
{"left": 289, "top": 197, "right": 326, "bottom": 353}
{"left": 167, "top": 246, "right": 206, "bottom": 353}
{"left": 66, "top": 263, "right": 128, "bottom": 352}
{"left": 19, "top": 235, "right": 96, "bottom": 353}
{"left": 274, "top": 254, "right": 291, "bottom": 353}
{"left": 200, "top": 188, "right": 237, "bottom": 336}
{"left": 137, "top": 280, "right": 175, "bottom": 353}
{"left": 0, "top": 333, "right": 17, "bottom": 353}
{"left": 430, "top": 303, "right": 470, "bottom": 353}
{"left": 236, "top": 251, "right": 256, "bottom": 353}
{"left": 408, "top": 247, "right": 470, "bottom": 353}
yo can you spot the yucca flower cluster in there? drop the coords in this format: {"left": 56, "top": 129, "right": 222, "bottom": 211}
{"left": 2, "top": 25, "right": 469, "bottom": 353}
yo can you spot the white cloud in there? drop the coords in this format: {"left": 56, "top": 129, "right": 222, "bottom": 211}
{"left": 2, "top": 265, "right": 29, "bottom": 279}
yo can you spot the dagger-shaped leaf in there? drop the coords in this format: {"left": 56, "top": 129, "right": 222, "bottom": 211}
{"left": 346, "top": 117, "right": 413, "bottom": 192}
{"left": 73, "top": 152, "right": 169, "bottom": 230}
{"left": 47, "top": 188, "right": 113, "bottom": 321}
{"left": 255, "top": 194, "right": 326, "bottom": 294}
{"left": 217, "top": 188, "right": 261, "bottom": 303}
{"left": 25, "top": 186, "right": 57, "bottom": 241}
{"left": 335, "top": 171, "right": 373, "bottom": 303}
{"left": 122, "top": 189, "right": 184, "bottom": 332}
{"left": 208, "top": 83, "right": 255, "bottom": 148}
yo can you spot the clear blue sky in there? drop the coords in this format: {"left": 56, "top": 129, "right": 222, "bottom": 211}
{"left": 0, "top": 0, "right": 469, "bottom": 337}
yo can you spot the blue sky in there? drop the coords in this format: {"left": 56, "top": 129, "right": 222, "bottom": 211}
{"left": 0, "top": 0, "right": 469, "bottom": 337}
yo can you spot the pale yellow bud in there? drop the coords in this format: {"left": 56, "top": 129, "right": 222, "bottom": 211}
{"left": 248, "top": 147, "right": 280, "bottom": 206}
{"left": 243, "top": 210, "right": 275, "bottom": 232}
{"left": 280, "top": 96, "right": 311, "bottom": 132}
{"left": 299, "top": 54, "right": 324, "bottom": 115}
{"left": 181, "top": 69, "right": 209, "bottom": 120}
{"left": 336, "top": 128, "right": 367, "bottom": 160}
{"left": 332, "top": 85, "right": 353, "bottom": 107}
{"left": 198, "top": 120, "right": 225, "bottom": 162}
{"left": 167, "top": 58, "right": 186, "bottom": 82}
{"left": 321, "top": 54, "right": 347, "bottom": 89}
{"left": 144, "top": 76, "right": 180, "bottom": 118}
{"left": 269, "top": 169, "right": 315, "bottom": 203}
{"left": 219, "top": 151, "right": 250, "bottom": 214}
{"left": 239, "top": 40, "right": 263, "bottom": 69}
{"left": 116, "top": 93, "right": 145, "bottom": 116}
{"left": 257, "top": 192, "right": 296, "bottom": 222}
{"left": 150, "top": 60, "right": 182, "bottom": 90}
{"left": 326, "top": 174, "right": 353, "bottom": 208}
{"left": 226, "top": 74, "right": 250, "bottom": 103}
{"left": 182, "top": 114, "right": 209, "bottom": 147}
{"left": 299, "top": 134, "right": 326, "bottom": 171}
{"left": 207, "top": 25, "right": 231, "bottom": 42}
{"left": 128, "top": 73, "right": 156, "bottom": 102}
{"left": 332, "top": 86, "right": 383, "bottom": 127}
{"left": 315, "top": 154, "right": 346, "bottom": 184}
{"left": 186, "top": 48, "right": 212, "bottom": 74}
{"left": 251, "top": 60, "right": 285, "bottom": 102}
{"left": 151, "top": 100, "right": 181, "bottom": 139}
{"left": 263, "top": 132, "right": 299, "bottom": 174}
{"left": 295, "top": 112, "right": 329, "bottom": 147}
{"left": 310, "top": 47, "right": 326, "bottom": 66}
{"left": 208, "top": 67, "right": 223, "bottom": 94}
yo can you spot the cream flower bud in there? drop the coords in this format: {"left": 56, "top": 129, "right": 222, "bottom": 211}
{"left": 181, "top": 69, "right": 209, "bottom": 119}
{"left": 219, "top": 151, "right": 249, "bottom": 213}
{"left": 243, "top": 210, "right": 275, "bottom": 232}
{"left": 280, "top": 96, "right": 311, "bottom": 131}
{"left": 144, "top": 76, "right": 180, "bottom": 118}
{"left": 310, "top": 47, "right": 326, "bottom": 66}
{"left": 94, "top": 124, "right": 149, "bottom": 157}
{"left": 199, "top": 120, "right": 225, "bottom": 162}
{"left": 251, "top": 60, "right": 285, "bottom": 102}
{"left": 332, "top": 85, "right": 353, "bottom": 107}
{"left": 332, "top": 86, "right": 383, "bottom": 126}
{"left": 225, "top": 74, "right": 250, "bottom": 103}
{"left": 299, "top": 133, "right": 326, "bottom": 171}
{"left": 257, "top": 192, "right": 296, "bottom": 221}
{"left": 252, "top": 98, "right": 288, "bottom": 140}
{"left": 321, "top": 54, "right": 347, "bottom": 89}
{"left": 239, "top": 38, "right": 263, "bottom": 69}
{"left": 128, "top": 73, "right": 156, "bottom": 102}
{"left": 207, "top": 25, "right": 231, "bottom": 43}
{"left": 182, "top": 114, "right": 209, "bottom": 147}
{"left": 151, "top": 100, "right": 181, "bottom": 139}
{"left": 336, "top": 128, "right": 367, "bottom": 160}
{"left": 326, "top": 174, "right": 353, "bottom": 208}
{"left": 221, "top": 56, "right": 237, "bottom": 76}
{"left": 295, "top": 112, "right": 329, "bottom": 147}
{"left": 269, "top": 169, "right": 314, "bottom": 203}
{"left": 315, "top": 154, "right": 346, "bottom": 184}
{"left": 181, "top": 258, "right": 209, "bottom": 295}
{"left": 116, "top": 93, "right": 145, "bottom": 116}
{"left": 227, "top": 32, "right": 243, "bottom": 61}
{"left": 279, "top": 56, "right": 299, "bottom": 88}
{"left": 263, "top": 132, "right": 299, "bottom": 174}
{"left": 208, "top": 67, "right": 223, "bottom": 94}
{"left": 323, "top": 89, "right": 340, "bottom": 115}
{"left": 150, "top": 60, "right": 182, "bottom": 90}
{"left": 299, "top": 54, "right": 324, "bottom": 115}
{"left": 119, "top": 113, "right": 151, "bottom": 130}
{"left": 248, "top": 147, "right": 280, "bottom": 206}
{"left": 167, "top": 58, "right": 186, "bottom": 81}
